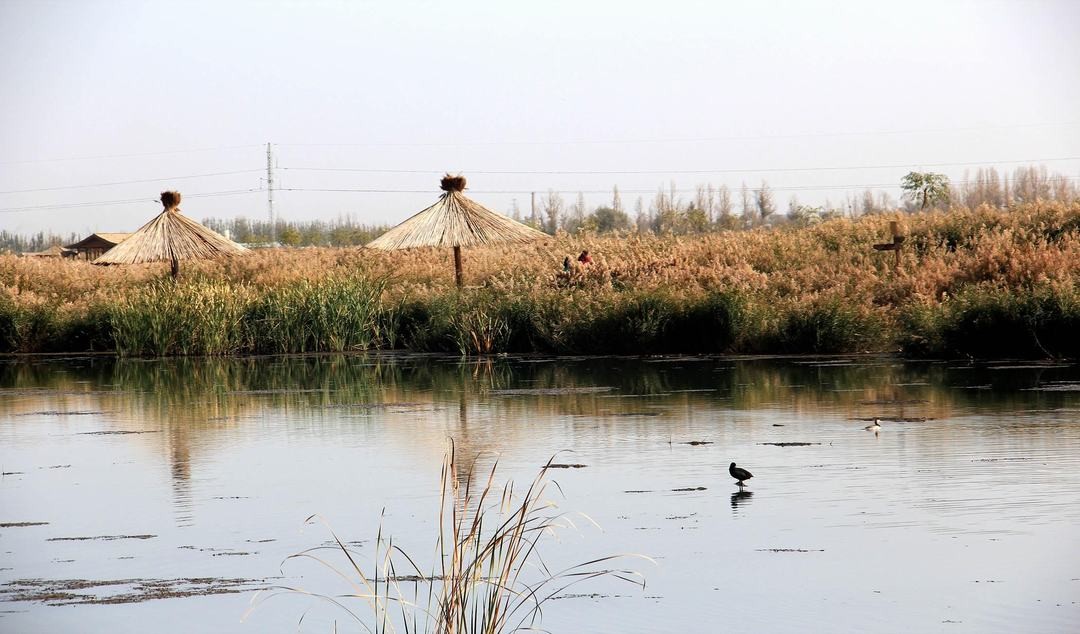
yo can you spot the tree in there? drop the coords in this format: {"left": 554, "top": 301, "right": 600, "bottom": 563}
{"left": 716, "top": 185, "right": 733, "bottom": 227}
{"left": 587, "top": 206, "right": 631, "bottom": 233}
{"left": 611, "top": 185, "right": 622, "bottom": 214}
{"left": 278, "top": 226, "right": 301, "bottom": 246}
{"left": 634, "top": 197, "right": 648, "bottom": 233}
{"left": 542, "top": 190, "right": 564, "bottom": 234}
{"left": 901, "top": 171, "right": 950, "bottom": 209}
{"left": 755, "top": 180, "right": 776, "bottom": 223}
{"left": 739, "top": 182, "right": 753, "bottom": 225}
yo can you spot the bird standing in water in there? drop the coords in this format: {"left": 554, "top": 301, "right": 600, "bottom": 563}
{"left": 864, "top": 418, "right": 882, "bottom": 432}
{"left": 729, "top": 462, "right": 753, "bottom": 486}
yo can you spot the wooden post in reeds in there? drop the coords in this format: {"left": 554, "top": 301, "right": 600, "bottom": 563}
{"left": 453, "top": 246, "right": 463, "bottom": 288}
{"left": 872, "top": 220, "right": 906, "bottom": 270}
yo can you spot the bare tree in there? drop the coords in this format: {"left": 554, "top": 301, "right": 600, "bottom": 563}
{"left": 634, "top": 197, "right": 648, "bottom": 233}
{"left": 542, "top": 190, "right": 564, "bottom": 234}
{"left": 861, "top": 189, "right": 878, "bottom": 215}
{"left": 717, "top": 184, "right": 733, "bottom": 226}
{"left": 739, "top": 182, "right": 753, "bottom": 225}
{"left": 568, "top": 191, "right": 586, "bottom": 232}
{"left": 611, "top": 185, "right": 622, "bottom": 214}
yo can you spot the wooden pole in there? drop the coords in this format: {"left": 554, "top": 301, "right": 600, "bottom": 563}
{"left": 453, "top": 246, "right": 463, "bottom": 288}
{"left": 170, "top": 257, "right": 180, "bottom": 280}
{"left": 890, "top": 221, "right": 901, "bottom": 269}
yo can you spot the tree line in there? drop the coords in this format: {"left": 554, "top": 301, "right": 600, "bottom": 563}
{"left": 2, "top": 164, "right": 1076, "bottom": 253}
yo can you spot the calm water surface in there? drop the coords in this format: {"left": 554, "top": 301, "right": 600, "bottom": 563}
{"left": 1, "top": 354, "right": 1079, "bottom": 633}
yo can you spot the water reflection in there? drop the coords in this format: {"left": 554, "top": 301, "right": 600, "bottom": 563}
{"left": 730, "top": 489, "right": 753, "bottom": 513}
{"left": 2, "top": 354, "right": 1080, "bottom": 633}
{"left": 4, "top": 354, "right": 1080, "bottom": 505}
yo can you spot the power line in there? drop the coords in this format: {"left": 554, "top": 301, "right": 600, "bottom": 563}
{"left": 5, "top": 176, "right": 1077, "bottom": 214}
{"left": 280, "top": 156, "right": 1080, "bottom": 177}
{"left": 0, "top": 169, "right": 265, "bottom": 195}
{"left": 0, "top": 189, "right": 261, "bottom": 214}
{"left": 279, "top": 175, "right": 1080, "bottom": 196}
{"left": 0, "top": 144, "right": 264, "bottom": 166}
{"left": 274, "top": 121, "right": 1080, "bottom": 148}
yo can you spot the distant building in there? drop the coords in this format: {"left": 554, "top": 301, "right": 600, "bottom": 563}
{"left": 65, "top": 233, "right": 131, "bottom": 260}
{"left": 23, "top": 244, "right": 75, "bottom": 258}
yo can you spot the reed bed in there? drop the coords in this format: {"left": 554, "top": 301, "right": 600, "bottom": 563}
{"left": 250, "top": 442, "right": 647, "bottom": 633}
{"left": 3, "top": 202, "right": 1080, "bottom": 357}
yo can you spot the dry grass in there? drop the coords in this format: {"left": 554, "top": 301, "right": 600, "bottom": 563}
{"left": 3, "top": 202, "right": 1080, "bottom": 357}
{"left": 249, "top": 441, "right": 648, "bottom": 633}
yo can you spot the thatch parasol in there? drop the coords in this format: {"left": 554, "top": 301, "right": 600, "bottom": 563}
{"left": 365, "top": 175, "right": 547, "bottom": 287}
{"left": 94, "top": 191, "right": 248, "bottom": 278}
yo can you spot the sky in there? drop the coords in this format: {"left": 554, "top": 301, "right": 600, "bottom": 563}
{"left": 1, "top": 0, "right": 1079, "bottom": 235}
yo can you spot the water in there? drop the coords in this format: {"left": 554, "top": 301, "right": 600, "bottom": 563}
{"left": 1, "top": 354, "right": 1079, "bottom": 633}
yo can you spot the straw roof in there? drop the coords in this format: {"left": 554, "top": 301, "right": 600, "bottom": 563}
{"left": 95, "top": 192, "right": 247, "bottom": 265}
{"left": 366, "top": 175, "right": 547, "bottom": 250}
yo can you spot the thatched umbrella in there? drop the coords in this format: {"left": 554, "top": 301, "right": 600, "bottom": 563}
{"left": 95, "top": 191, "right": 248, "bottom": 278}
{"left": 366, "top": 175, "right": 547, "bottom": 287}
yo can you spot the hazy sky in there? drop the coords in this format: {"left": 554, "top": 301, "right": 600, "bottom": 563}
{"left": 2, "top": 0, "right": 1078, "bottom": 235}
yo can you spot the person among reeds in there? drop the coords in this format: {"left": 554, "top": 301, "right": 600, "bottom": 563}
{"left": 563, "top": 255, "right": 572, "bottom": 272}
{"left": 577, "top": 249, "right": 593, "bottom": 265}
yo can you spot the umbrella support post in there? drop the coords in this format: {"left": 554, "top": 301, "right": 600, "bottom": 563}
{"left": 170, "top": 258, "right": 180, "bottom": 280}
{"left": 453, "top": 246, "right": 463, "bottom": 288}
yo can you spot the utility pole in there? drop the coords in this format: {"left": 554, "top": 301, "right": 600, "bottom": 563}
{"left": 266, "top": 142, "right": 275, "bottom": 244}
{"left": 530, "top": 191, "right": 536, "bottom": 226}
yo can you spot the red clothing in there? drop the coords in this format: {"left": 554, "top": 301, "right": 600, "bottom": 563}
{"left": 577, "top": 253, "right": 592, "bottom": 265}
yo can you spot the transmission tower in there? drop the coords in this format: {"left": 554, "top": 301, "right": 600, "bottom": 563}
{"left": 266, "top": 142, "right": 275, "bottom": 244}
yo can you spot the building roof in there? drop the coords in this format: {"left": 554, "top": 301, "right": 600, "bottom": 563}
{"left": 66, "top": 233, "right": 132, "bottom": 250}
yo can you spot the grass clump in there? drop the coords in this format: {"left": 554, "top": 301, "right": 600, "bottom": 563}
{"left": 253, "top": 442, "right": 647, "bottom": 632}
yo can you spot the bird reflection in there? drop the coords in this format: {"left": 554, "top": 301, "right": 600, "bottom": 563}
{"left": 730, "top": 489, "right": 754, "bottom": 513}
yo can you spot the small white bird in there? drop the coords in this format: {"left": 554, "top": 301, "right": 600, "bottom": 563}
{"left": 864, "top": 418, "right": 882, "bottom": 432}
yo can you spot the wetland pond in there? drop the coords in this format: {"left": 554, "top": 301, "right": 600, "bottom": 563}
{"left": 1, "top": 354, "right": 1079, "bottom": 633}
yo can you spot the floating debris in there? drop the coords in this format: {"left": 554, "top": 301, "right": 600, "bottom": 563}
{"left": 971, "top": 457, "right": 1033, "bottom": 463}
{"left": 78, "top": 430, "right": 159, "bottom": 436}
{"left": 671, "top": 486, "right": 707, "bottom": 492}
{"left": 1023, "top": 382, "right": 1080, "bottom": 392}
{"left": 490, "top": 387, "right": 616, "bottom": 396}
{"left": 756, "top": 548, "right": 824, "bottom": 553}
{"left": 0, "top": 577, "right": 265, "bottom": 606}
{"left": 759, "top": 442, "right": 820, "bottom": 447}
{"left": 47, "top": 535, "right": 156, "bottom": 542}
{"left": 226, "top": 389, "right": 329, "bottom": 395}
{"left": 683, "top": 441, "right": 713, "bottom": 446}
{"left": 547, "top": 463, "right": 588, "bottom": 469}
{"left": 15, "top": 411, "right": 105, "bottom": 417}
{"left": 0, "top": 522, "right": 49, "bottom": 529}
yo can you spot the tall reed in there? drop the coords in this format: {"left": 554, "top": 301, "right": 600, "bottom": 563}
{"left": 253, "top": 442, "right": 648, "bottom": 633}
